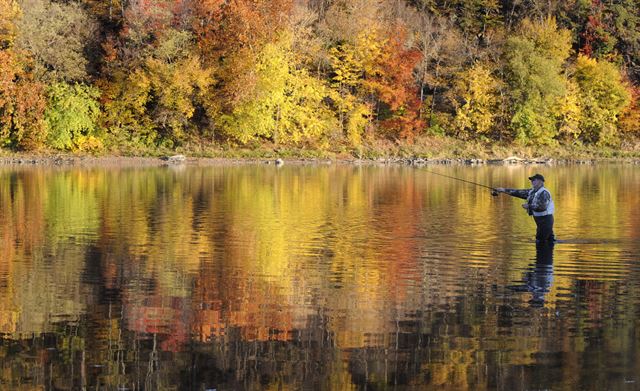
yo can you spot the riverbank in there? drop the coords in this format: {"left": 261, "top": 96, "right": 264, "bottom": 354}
{"left": 1, "top": 153, "right": 639, "bottom": 168}
{"left": 2, "top": 136, "right": 640, "bottom": 167}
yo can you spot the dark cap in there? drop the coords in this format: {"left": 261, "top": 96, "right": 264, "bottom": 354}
{"left": 528, "top": 173, "right": 545, "bottom": 182}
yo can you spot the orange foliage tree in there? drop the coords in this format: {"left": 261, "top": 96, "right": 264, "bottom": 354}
{"left": 369, "top": 26, "right": 424, "bottom": 140}
{"left": 194, "top": 0, "right": 293, "bottom": 106}
{"left": 0, "top": 0, "right": 47, "bottom": 150}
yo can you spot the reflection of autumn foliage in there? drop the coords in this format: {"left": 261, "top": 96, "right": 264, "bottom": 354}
{"left": 192, "top": 259, "right": 295, "bottom": 343}
{"left": 125, "top": 294, "right": 191, "bottom": 352}
{"left": 577, "top": 280, "right": 615, "bottom": 325}
{"left": 373, "top": 170, "right": 424, "bottom": 302}
{"left": 0, "top": 170, "right": 47, "bottom": 334}
{"left": 0, "top": 165, "right": 640, "bottom": 389}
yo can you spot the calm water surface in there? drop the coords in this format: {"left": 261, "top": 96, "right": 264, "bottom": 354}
{"left": 0, "top": 163, "right": 639, "bottom": 390}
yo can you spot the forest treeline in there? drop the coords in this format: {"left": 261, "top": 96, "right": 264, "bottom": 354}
{"left": 0, "top": 0, "right": 639, "bottom": 154}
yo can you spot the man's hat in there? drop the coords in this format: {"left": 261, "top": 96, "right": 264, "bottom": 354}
{"left": 528, "top": 173, "right": 545, "bottom": 182}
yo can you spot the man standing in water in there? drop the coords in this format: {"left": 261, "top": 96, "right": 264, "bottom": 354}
{"left": 496, "top": 174, "right": 555, "bottom": 243}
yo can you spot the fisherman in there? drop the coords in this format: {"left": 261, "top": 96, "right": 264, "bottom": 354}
{"left": 495, "top": 174, "right": 555, "bottom": 243}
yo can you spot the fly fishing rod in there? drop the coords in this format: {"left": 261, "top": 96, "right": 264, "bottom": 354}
{"left": 423, "top": 169, "right": 500, "bottom": 196}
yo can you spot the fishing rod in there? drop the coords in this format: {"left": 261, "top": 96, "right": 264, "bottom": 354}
{"left": 422, "top": 169, "right": 500, "bottom": 196}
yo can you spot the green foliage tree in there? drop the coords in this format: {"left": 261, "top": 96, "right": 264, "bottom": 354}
{"left": 608, "top": 0, "right": 640, "bottom": 83}
{"left": 44, "top": 82, "right": 102, "bottom": 151}
{"left": 505, "top": 17, "right": 572, "bottom": 144}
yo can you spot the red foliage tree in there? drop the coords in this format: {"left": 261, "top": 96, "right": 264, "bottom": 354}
{"left": 580, "top": 0, "right": 616, "bottom": 58}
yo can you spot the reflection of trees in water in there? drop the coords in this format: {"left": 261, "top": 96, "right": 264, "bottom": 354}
{"left": 0, "top": 166, "right": 639, "bottom": 389}
{"left": 0, "top": 275, "right": 638, "bottom": 389}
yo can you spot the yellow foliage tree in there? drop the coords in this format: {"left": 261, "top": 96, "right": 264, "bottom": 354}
{"left": 572, "top": 54, "right": 631, "bottom": 145}
{"left": 505, "top": 17, "right": 573, "bottom": 145}
{"left": 453, "top": 63, "right": 501, "bottom": 138}
{"left": 556, "top": 80, "right": 582, "bottom": 141}
{"left": 329, "top": 31, "right": 384, "bottom": 145}
{"left": 102, "top": 30, "right": 214, "bottom": 148}
{"left": 0, "top": 0, "right": 20, "bottom": 48}
{"left": 221, "top": 32, "right": 337, "bottom": 146}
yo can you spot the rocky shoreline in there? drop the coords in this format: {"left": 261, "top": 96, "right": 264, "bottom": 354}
{"left": 371, "top": 156, "right": 615, "bottom": 165}
{"left": 0, "top": 154, "right": 639, "bottom": 167}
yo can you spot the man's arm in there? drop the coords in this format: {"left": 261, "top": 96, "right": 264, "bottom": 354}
{"left": 495, "top": 188, "right": 531, "bottom": 200}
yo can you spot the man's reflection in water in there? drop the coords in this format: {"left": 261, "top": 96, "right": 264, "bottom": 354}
{"left": 509, "top": 243, "right": 555, "bottom": 307}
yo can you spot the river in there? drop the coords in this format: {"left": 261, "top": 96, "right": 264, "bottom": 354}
{"left": 0, "top": 163, "right": 639, "bottom": 390}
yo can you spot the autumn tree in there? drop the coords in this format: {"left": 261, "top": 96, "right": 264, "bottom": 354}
{"left": 0, "top": 52, "right": 48, "bottom": 150}
{"left": 618, "top": 87, "right": 640, "bottom": 137}
{"left": 328, "top": 30, "right": 380, "bottom": 145}
{"left": 366, "top": 26, "right": 424, "bottom": 140}
{"left": 194, "top": 0, "right": 292, "bottom": 102}
{"left": 15, "top": 0, "right": 98, "bottom": 82}
{"left": 0, "top": 0, "right": 20, "bottom": 49}
{"left": 413, "top": 11, "right": 482, "bottom": 135}
{"left": 101, "top": 0, "right": 214, "bottom": 148}
{"left": 579, "top": 1, "right": 617, "bottom": 59}
{"left": 191, "top": 0, "right": 295, "bottom": 143}
{"left": 102, "top": 35, "right": 213, "bottom": 147}
{"left": 45, "top": 82, "right": 102, "bottom": 151}
{"left": 82, "top": 0, "right": 126, "bottom": 29}
{"left": 452, "top": 62, "right": 502, "bottom": 138}
{"left": 0, "top": 0, "right": 47, "bottom": 150}
{"left": 504, "top": 17, "right": 572, "bottom": 144}
{"left": 0, "top": 0, "right": 639, "bottom": 153}
{"left": 220, "top": 32, "right": 337, "bottom": 145}
{"left": 202, "top": 0, "right": 338, "bottom": 146}
{"left": 325, "top": 1, "right": 423, "bottom": 143}
{"left": 572, "top": 55, "right": 631, "bottom": 145}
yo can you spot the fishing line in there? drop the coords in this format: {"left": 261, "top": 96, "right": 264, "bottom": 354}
{"left": 422, "top": 168, "right": 499, "bottom": 196}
